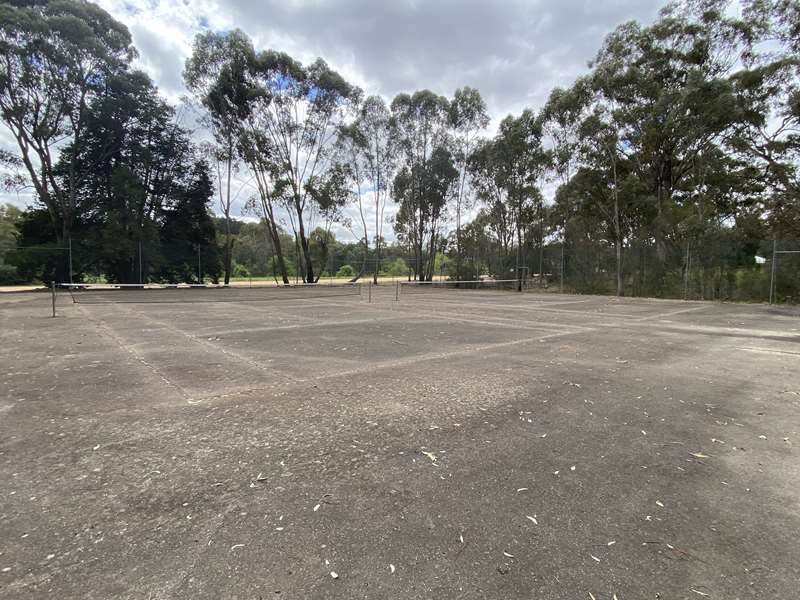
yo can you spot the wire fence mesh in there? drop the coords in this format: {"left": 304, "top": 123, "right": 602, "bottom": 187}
{"left": 3, "top": 237, "right": 799, "bottom": 304}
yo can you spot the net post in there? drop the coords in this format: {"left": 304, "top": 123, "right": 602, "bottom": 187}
{"left": 769, "top": 239, "right": 777, "bottom": 305}
{"left": 51, "top": 281, "right": 56, "bottom": 317}
{"left": 368, "top": 281, "right": 372, "bottom": 303}
{"left": 68, "top": 237, "right": 73, "bottom": 284}
{"left": 395, "top": 280, "right": 399, "bottom": 302}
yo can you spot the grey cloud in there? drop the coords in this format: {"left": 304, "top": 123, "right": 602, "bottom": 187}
{"left": 215, "top": 0, "right": 663, "bottom": 117}
{"left": 128, "top": 22, "right": 188, "bottom": 98}
{"left": 2, "top": 0, "right": 668, "bottom": 222}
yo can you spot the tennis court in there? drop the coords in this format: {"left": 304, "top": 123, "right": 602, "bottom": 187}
{"left": 2, "top": 285, "right": 799, "bottom": 599}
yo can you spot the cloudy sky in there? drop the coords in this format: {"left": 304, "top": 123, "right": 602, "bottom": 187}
{"left": 104, "top": 0, "right": 663, "bottom": 119}
{"left": 3, "top": 0, "right": 667, "bottom": 238}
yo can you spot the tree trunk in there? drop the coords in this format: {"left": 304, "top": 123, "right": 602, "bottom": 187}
{"left": 613, "top": 157, "right": 623, "bottom": 297}
{"left": 267, "top": 221, "right": 290, "bottom": 284}
{"left": 223, "top": 156, "right": 233, "bottom": 285}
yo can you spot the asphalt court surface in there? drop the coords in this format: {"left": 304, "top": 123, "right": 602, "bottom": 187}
{"left": 1, "top": 288, "right": 799, "bottom": 599}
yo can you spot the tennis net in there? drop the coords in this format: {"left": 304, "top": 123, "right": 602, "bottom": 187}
{"left": 57, "top": 283, "right": 362, "bottom": 304}
{"left": 398, "top": 279, "right": 528, "bottom": 298}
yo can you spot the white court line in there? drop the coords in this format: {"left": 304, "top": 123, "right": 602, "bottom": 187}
{"left": 76, "top": 304, "right": 193, "bottom": 402}
{"left": 197, "top": 313, "right": 412, "bottom": 337}
{"left": 388, "top": 304, "right": 593, "bottom": 333}
{"left": 191, "top": 326, "right": 590, "bottom": 404}
{"left": 736, "top": 346, "right": 800, "bottom": 357}
{"left": 399, "top": 295, "right": 644, "bottom": 320}
{"left": 636, "top": 304, "right": 711, "bottom": 321}
{"left": 106, "top": 303, "right": 302, "bottom": 387}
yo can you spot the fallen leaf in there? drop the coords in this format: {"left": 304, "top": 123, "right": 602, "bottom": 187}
{"left": 313, "top": 504, "right": 320, "bottom": 512}
{"left": 517, "top": 487, "right": 528, "bottom": 492}
{"left": 526, "top": 515, "right": 538, "bottom": 525}
{"left": 330, "top": 571, "right": 338, "bottom": 579}
{"left": 656, "top": 500, "right": 664, "bottom": 508}
{"left": 230, "top": 544, "right": 244, "bottom": 551}
{"left": 421, "top": 451, "right": 437, "bottom": 463}
{"left": 389, "top": 564, "right": 395, "bottom": 574}
{"left": 590, "top": 555, "right": 601, "bottom": 562}
{"left": 503, "top": 551, "right": 515, "bottom": 558}
{"left": 690, "top": 589, "right": 710, "bottom": 597}
{"left": 607, "top": 540, "right": 616, "bottom": 546}
{"left": 690, "top": 452, "right": 709, "bottom": 459}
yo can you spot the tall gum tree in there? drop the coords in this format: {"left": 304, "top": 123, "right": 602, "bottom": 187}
{"left": 449, "top": 87, "right": 489, "bottom": 280}
{"left": 390, "top": 90, "right": 453, "bottom": 280}
{"left": 0, "top": 0, "right": 134, "bottom": 265}
{"left": 246, "top": 51, "right": 358, "bottom": 283}
{"left": 184, "top": 29, "right": 255, "bottom": 285}
{"left": 591, "top": 0, "right": 752, "bottom": 264}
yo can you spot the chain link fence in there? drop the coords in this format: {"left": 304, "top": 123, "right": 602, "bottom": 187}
{"left": 524, "top": 239, "right": 800, "bottom": 304}
{"left": 3, "top": 237, "right": 798, "bottom": 304}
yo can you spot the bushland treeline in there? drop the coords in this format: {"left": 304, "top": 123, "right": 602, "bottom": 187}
{"left": 1, "top": 0, "right": 798, "bottom": 299}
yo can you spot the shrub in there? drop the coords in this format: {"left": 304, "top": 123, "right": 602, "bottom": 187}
{"left": 233, "top": 262, "right": 251, "bottom": 278}
{"left": 336, "top": 264, "right": 355, "bottom": 278}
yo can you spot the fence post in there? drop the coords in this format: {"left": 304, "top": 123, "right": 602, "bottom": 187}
{"left": 68, "top": 237, "right": 73, "bottom": 284}
{"left": 51, "top": 281, "right": 57, "bottom": 317}
{"left": 368, "top": 281, "right": 372, "bottom": 303}
{"left": 560, "top": 243, "right": 564, "bottom": 294}
{"left": 683, "top": 239, "right": 691, "bottom": 300}
{"left": 138, "top": 240, "right": 143, "bottom": 284}
{"left": 395, "top": 280, "right": 399, "bottom": 302}
{"left": 769, "top": 239, "right": 777, "bottom": 304}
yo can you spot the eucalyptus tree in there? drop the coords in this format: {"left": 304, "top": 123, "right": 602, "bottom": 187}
{"left": 469, "top": 110, "right": 548, "bottom": 287}
{"left": 244, "top": 51, "right": 359, "bottom": 283}
{"left": 727, "top": 0, "right": 800, "bottom": 237}
{"left": 334, "top": 124, "right": 371, "bottom": 279}
{"left": 540, "top": 79, "right": 593, "bottom": 189}
{"left": 557, "top": 110, "right": 636, "bottom": 296}
{"left": 336, "top": 95, "right": 396, "bottom": 282}
{"left": 569, "top": 91, "right": 633, "bottom": 296}
{"left": 449, "top": 87, "right": 489, "bottom": 279}
{"left": 0, "top": 0, "right": 134, "bottom": 260}
{"left": 358, "top": 96, "right": 396, "bottom": 283}
{"left": 393, "top": 146, "right": 458, "bottom": 281}
{"left": 590, "top": 0, "right": 752, "bottom": 264}
{"left": 184, "top": 29, "right": 255, "bottom": 284}
{"left": 390, "top": 90, "right": 453, "bottom": 280}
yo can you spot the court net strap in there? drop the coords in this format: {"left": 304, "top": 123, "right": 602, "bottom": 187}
{"left": 398, "top": 279, "right": 528, "bottom": 295}
{"left": 56, "top": 283, "right": 361, "bottom": 304}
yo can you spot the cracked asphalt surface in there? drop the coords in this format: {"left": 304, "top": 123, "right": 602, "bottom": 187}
{"left": 1, "top": 287, "right": 799, "bottom": 599}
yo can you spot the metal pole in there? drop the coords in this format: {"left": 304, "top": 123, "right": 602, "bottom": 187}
{"left": 395, "top": 280, "right": 399, "bottom": 302}
{"left": 368, "top": 281, "right": 372, "bottom": 303}
{"left": 197, "top": 245, "right": 202, "bottom": 283}
{"left": 683, "top": 239, "right": 691, "bottom": 300}
{"left": 138, "top": 240, "right": 143, "bottom": 284}
{"left": 769, "top": 239, "right": 777, "bottom": 304}
{"left": 68, "top": 237, "right": 73, "bottom": 284}
{"left": 560, "top": 243, "right": 564, "bottom": 294}
{"left": 51, "top": 281, "right": 56, "bottom": 318}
